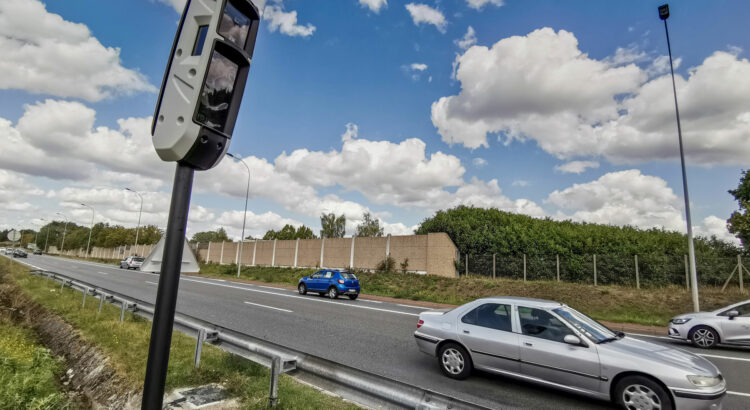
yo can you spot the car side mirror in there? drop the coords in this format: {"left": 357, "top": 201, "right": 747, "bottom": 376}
{"left": 563, "top": 335, "right": 581, "bottom": 346}
{"left": 727, "top": 310, "right": 739, "bottom": 320}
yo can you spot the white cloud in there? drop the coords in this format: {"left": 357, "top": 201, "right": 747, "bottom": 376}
{"left": 604, "top": 44, "right": 648, "bottom": 66}
{"left": 465, "top": 0, "right": 504, "bottom": 10}
{"left": 455, "top": 26, "right": 477, "bottom": 50}
{"left": 263, "top": 4, "right": 316, "bottom": 37}
{"left": 359, "top": 0, "right": 387, "bottom": 13}
{"left": 555, "top": 160, "right": 600, "bottom": 174}
{"left": 216, "top": 210, "right": 303, "bottom": 239}
{"left": 512, "top": 180, "right": 529, "bottom": 187}
{"left": 645, "top": 55, "right": 682, "bottom": 77}
{"left": 695, "top": 215, "right": 739, "bottom": 245}
{"left": 405, "top": 3, "right": 446, "bottom": 33}
{"left": 402, "top": 63, "right": 429, "bottom": 81}
{"left": 472, "top": 157, "right": 487, "bottom": 167}
{"left": 410, "top": 63, "right": 428, "bottom": 71}
{"left": 0, "top": 0, "right": 156, "bottom": 101}
{"left": 432, "top": 28, "right": 750, "bottom": 166}
{"left": 155, "top": 0, "right": 186, "bottom": 12}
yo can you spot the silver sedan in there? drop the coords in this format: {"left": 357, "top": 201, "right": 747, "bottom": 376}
{"left": 669, "top": 299, "right": 750, "bottom": 348}
{"left": 414, "top": 296, "right": 725, "bottom": 410}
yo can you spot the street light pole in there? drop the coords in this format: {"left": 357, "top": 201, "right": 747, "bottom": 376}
{"left": 659, "top": 4, "right": 699, "bottom": 312}
{"left": 56, "top": 212, "right": 69, "bottom": 253}
{"left": 126, "top": 188, "right": 144, "bottom": 255}
{"left": 227, "top": 153, "right": 251, "bottom": 278}
{"left": 81, "top": 203, "right": 95, "bottom": 259}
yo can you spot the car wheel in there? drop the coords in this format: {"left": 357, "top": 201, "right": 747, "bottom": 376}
{"left": 298, "top": 283, "right": 307, "bottom": 295}
{"left": 438, "top": 343, "right": 472, "bottom": 380}
{"left": 615, "top": 375, "right": 674, "bottom": 410}
{"left": 348, "top": 294, "right": 358, "bottom": 300}
{"left": 327, "top": 286, "right": 339, "bottom": 299}
{"left": 119, "top": 265, "right": 123, "bottom": 269}
{"left": 689, "top": 326, "right": 719, "bottom": 348}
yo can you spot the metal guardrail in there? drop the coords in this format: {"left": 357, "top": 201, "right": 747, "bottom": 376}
{"left": 28, "top": 269, "right": 492, "bottom": 410}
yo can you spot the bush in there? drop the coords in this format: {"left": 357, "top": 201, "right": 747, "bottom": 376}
{"left": 400, "top": 258, "right": 409, "bottom": 274}
{"left": 375, "top": 256, "right": 396, "bottom": 272}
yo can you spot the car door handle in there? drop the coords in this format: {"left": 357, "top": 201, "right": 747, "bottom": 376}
{"left": 524, "top": 342, "right": 533, "bottom": 347}
{"left": 463, "top": 330, "right": 470, "bottom": 334}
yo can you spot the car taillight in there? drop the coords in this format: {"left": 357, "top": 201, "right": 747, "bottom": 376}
{"left": 417, "top": 319, "right": 424, "bottom": 329}
{"left": 337, "top": 279, "right": 345, "bottom": 284}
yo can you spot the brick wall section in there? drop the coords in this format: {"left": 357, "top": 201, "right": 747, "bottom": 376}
{"left": 61, "top": 233, "right": 458, "bottom": 277}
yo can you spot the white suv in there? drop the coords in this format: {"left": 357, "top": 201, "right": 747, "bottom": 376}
{"left": 119, "top": 256, "right": 145, "bottom": 270}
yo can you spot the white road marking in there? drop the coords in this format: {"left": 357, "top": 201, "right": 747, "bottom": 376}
{"left": 182, "top": 278, "right": 419, "bottom": 317}
{"left": 397, "top": 303, "right": 426, "bottom": 309}
{"left": 728, "top": 391, "right": 750, "bottom": 397}
{"left": 697, "top": 353, "right": 750, "bottom": 363}
{"left": 244, "top": 301, "right": 292, "bottom": 313}
{"left": 97, "top": 271, "right": 109, "bottom": 275}
{"left": 363, "top": 300, "right": 382, "bottom": 304}
{"left": 145, "top": 281, "right": 158, "bottom": 286}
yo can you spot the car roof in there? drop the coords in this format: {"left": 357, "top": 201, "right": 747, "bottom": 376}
{"left": 475, "top": 296, "right": 564, "bottom": 309}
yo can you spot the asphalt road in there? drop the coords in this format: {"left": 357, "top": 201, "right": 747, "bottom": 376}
{"left": 8, "top": 254, "right": 750, "bottom": 409}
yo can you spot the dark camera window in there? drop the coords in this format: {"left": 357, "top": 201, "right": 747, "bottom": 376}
{"left": 219, "top": 1, "right": 251, "bottom": 49}
{"left": 461, "top": 303, "right": 512, "bottom": 332}
{"left": 195, "top": 49, "right": 238, "bottom": 133}
{"left": 192, "top": 25, "right": 209, "bottom": 56}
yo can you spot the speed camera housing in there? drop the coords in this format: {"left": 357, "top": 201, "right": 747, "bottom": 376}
{"left": 152, "top": 0, "right": 259, "bottom": 170}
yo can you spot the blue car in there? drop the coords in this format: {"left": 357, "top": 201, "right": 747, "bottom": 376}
{"left": 298, "top": 269, "right": 360, "bottom": 300}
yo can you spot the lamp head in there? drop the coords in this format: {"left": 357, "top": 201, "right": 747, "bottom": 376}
{"left": 658, "top": 4, "right": 670, "bottom": 20}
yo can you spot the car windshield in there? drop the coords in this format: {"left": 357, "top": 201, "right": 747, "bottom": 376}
{"left": 340, "top": 272, "right": 357, "bottom": 280}
{"left": 553, "top": 307, "right": 617, "bottom": 343}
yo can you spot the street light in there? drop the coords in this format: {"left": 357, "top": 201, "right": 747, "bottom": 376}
{"left": 227, "top": 152, "right": 251, "bottom": 278}
{"left": 80, "top": 203, "right": 95, "bottom": 259}
{"left": 125, "top": 187, "right": 144, "bottom": 255}
{"left": 56, "top": 212, "right": 69, "bottom": 253}
{"left": 38, "top": 218, "right": 51, "bottom": 253}
{"left": 659, "top": 4, "right": 699, "bottom": 312}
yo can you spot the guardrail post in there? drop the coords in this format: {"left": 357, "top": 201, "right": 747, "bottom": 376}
{"left": 98, "top": 294, "right": 106, "bottom": 314}
{"left": 60, "top": 280, "right": 66, "bottom": 293}
{"left": 268, "top": 356, "right": 281, "bottom": 407}
{"left": 194, "top": 329, "right": 207, "bottom": 368}
{"left": 120, "top": 300, "right": 127, "bottom": 323}
{"left": 82, "top": 287, "right": 88, "bottom": 307}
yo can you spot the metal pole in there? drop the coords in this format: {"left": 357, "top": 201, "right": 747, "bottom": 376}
{"left": 57, "top": 213, "right": 69, "bottom": 253}
{"left": 523, "top": 254, "right": 526, "bottom": 282}
{"left": 492, "top": 254, "right": 496, "bottom": 279}
{"left": 739, "top": 255, "right": 744, "bottom": 293}
{"left": 635, "top": 255, "right": 640, "bottom": 289}
{"left": 142, "top": 163, "right": 194, "bottom": 409}
{"left": 44, "top": 221, "right": 50, "bottom": 253}
{"left": 684, "top": 254, "right": 690, "bottom": 291}
{"left": 268, "top": 356, "right": 281, "bottom": 407}
{"left": 556, "top": 254, "right": 560, "bottom": 282}
{"left": 465, "top": 254, "right": 468, "bottom": 276}
{"left": 81, "top": 203, "right": 95, "bottom": 259}
{"left": 126, "top": 188, "right": 144, "bottom": 254}
{"left": 662, "top": 14, "right": 700, "bottom": 312}
{"left": 593, "top": 254, "right": 597, "bottom": 286}
{"left": 229, "top": 155, "right": 251, "bottom": 278}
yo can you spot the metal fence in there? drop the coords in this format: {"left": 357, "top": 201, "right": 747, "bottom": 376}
{"left": 457, "top": 253, "right": 748, "bottom": 289}
{"left": 26, "top": 268, "right": 490, "bottom": 410}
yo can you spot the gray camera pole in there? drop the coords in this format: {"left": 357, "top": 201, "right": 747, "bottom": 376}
{"left": 141, "top": 163, "right": 194, "bottom": 409}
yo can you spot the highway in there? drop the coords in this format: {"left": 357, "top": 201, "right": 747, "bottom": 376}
{"left": 9, "top": 254, "right": 750, "bottom": 409}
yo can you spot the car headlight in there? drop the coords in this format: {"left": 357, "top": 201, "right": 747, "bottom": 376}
{"left": 671, "top": 317, "right": 691, "bottom": 325}
{"left": 687, "top": 375, "right": 723, "bottom": 387}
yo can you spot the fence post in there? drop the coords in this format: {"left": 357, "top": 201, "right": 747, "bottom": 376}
{"left": 268, "top": 356, "right": 281, "bottom": 407}
{"left": 194, "top": 329, "right": 206, "bottom": 368}
{"left": 684, "top": 254, "right": 689, "bottom": 291}
{"left": 635, "top": 255, "right": 640, "bottom": 289}
{"left": 271, "top": 239, "right": 277, "bottom": 267}
{"left": 523, "top": 254, "right": 526, "bottom": 282}
{"left": 465, "top": 254, "right": 468, "bottom": 276}
{"left": 739, "top": 255, "right": 744, "bottom": 293}
{"left": 492, "top": 254, "right": 496, "bottom": 279}
{"left": 556, "top": 254, "right": 560, "bottom": 282}
{"left": 295, "top": 238, "right": 300, "bottom": 268}
{"left": 593, "top": 254, "right": 597, "bottom": 286}
{"left": 219, "top": 241, "right": 224, "bottom": 264}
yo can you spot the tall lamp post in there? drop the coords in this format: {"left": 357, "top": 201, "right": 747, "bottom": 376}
{"left": 56, "top": 212, "right": 69, "bottom": 254}
{"left": 125, "top": 187, "right": 144, "bottom": 255}
{"left": 81, "top": 203, "right": 95, "bottom": 259}
{"left": 227, "top": 153, "right": 250, "bottom": 278}
{"left": 659, "top": 4, "right": 699, "bottom": 312}
{"left": 39, "top": 218, "right": 51, "bottom": 253}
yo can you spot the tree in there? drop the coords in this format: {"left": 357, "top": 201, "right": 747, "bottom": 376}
{"left": 190, "top": 227, "right": 229, "bottom": 243}
{"left": 263, "top": 224, "right": 317, "bottom": 240}
{"left": 320, "top": 213, "right": 345, "bottom": 238}
{"left": 728, "top": 169, "right": 750, "bottom": 249}
{"left": 355, "top": 212, "right": 383, "bottom": 237}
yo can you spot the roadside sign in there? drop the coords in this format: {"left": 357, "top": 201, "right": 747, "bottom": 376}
{"left": 8, "top": 230, "right": 21, "bottom": 242}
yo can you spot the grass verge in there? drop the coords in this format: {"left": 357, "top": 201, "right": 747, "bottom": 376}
{"left": 2, "top": 260, "right": 357, "bottom": 409}
{"left": 198, "top": 263, "right": 749, "bottom": 327}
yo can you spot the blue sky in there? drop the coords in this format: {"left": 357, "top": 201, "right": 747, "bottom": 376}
{"left": 0, "top": 0, "right": 748, "bottom": 243}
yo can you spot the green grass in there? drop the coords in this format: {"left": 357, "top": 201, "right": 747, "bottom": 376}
{"left": 0, "top": 314, "right": 73, "bottom": 409}
{"left": 198, "top": 263, "right": 749, "bottom": 327}
{"left": 3, "top": 261, "right": 357, "bottom": 409}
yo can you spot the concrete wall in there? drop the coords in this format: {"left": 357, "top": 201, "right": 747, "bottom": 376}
{"left": 60, "top": 233, "right": 458, "bottom": 277}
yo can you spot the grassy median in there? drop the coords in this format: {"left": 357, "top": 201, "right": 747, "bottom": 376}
{"left": 199, "top": 263, "right": 748, "bottom": 326}
{"left": 3, "top": 261, "right": 357, "bottom": 410}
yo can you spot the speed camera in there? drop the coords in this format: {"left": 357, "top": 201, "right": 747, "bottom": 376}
{"left": 151, "top": 0, "right": 260, "bottom": 170}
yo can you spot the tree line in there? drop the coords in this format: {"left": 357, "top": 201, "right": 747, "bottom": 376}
{"left": 0, "top": 221, "right": 163, "bottom": 251}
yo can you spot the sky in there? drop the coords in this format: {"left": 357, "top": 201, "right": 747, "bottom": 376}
{"left": 0, "top": 0, "right": 748, "bottom": 244}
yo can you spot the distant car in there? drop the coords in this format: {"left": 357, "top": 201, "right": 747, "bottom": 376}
{"left": 298, "top": 269, "right": 360, "bottom": 300}
{"left": 2, "top": 248, "right": 12, "bottom": 255}
{"left": 33, "top": 249, "right": 43, "bottom": 255}
{"left": 414, "top": 297, "right": 725, "bottom": 410}
{"left": 12, "top": 249, "right": 28, "bottom": 258}
{"left": 120, "top": 256, "right": 144, "bottom": 270}
{"left": 669, "top": 299, "right": 750, "bottom": 348}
